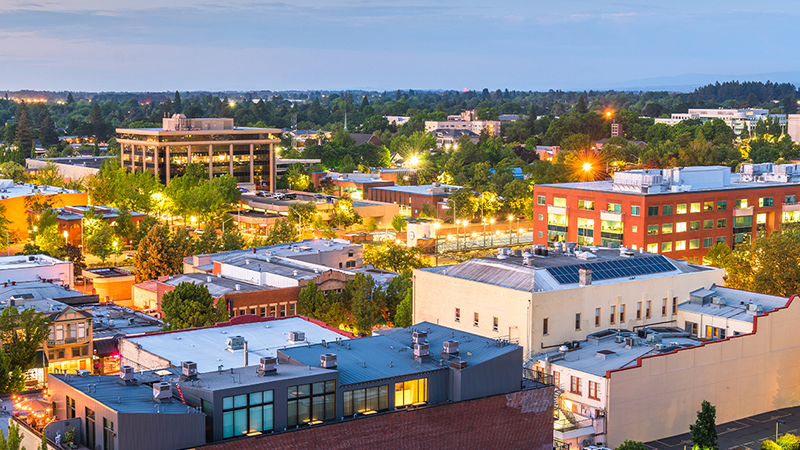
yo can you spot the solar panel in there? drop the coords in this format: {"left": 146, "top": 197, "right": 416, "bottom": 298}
{"left": 545, "top": 255, "right": 677, "bottom": 284}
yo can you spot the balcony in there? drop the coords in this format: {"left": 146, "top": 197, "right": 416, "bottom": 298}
{"left": 47, "top": 336, "right": 90, "bottom": 347}
{"left": 783, "top": 202, "right": 800, "bottom": 213}
{"left": 733, "top": 206, "right": 754, "bottom": 217}
{"left": 548, "top": 205, "right": 568, "bottom": 215}
{"left": 600, "top": 211, "right": 624, "bottom": 222}
{"left": 554, "top": 409, "right": 595, "bottom": 441}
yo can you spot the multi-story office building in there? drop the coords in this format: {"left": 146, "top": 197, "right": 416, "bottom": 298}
{"left": 533, "top": 164, "right": 800, "bottom": 262}
{"left": 116, "top": 114, "right": 281, "bottom": 188}
{"left": 654, "top": 108, "right": 787, "bottom": 134}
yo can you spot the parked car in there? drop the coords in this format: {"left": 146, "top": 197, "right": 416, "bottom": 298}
{"left": 272, "top": 192, "right": 285, "bottom": 200}
{"left": 283, "top": 193, "right": 297, "bottom": 200}
{"left": 255, "top": 191, "right": 267, "bottom": 198}
{"left": 123, "top": 253, "right": 135, "bottom": 261}
{"left": 314, "top": 193, "right": 324, "bottom": 199}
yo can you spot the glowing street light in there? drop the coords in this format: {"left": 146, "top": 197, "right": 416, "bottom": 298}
{"left": 408, "top": 155, "right": 420, "bottom": 167}
{"left": 583, "top": 162, "right": 592, "bottom": 172}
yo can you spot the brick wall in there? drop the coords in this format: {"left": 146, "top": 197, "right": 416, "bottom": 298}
{"left": 200, "top": 386, "right": 554, "bottom": 450}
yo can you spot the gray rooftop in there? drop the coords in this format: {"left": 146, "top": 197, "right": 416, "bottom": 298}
{"left": 282, "top": 322, "right": 520, "bottom": 386}
{"left": 0, "top": 281, "right": 91, "bottom": 302}
{"left": 89, "top": 304, "right": 164, "bottom": 338}
{"left": 222, "top": 255, "right": 330, "bottom": 281}
{"left": 679, "top": 285, "right": 788, "bottom": 324}
{"left": 370, "top": 184, "right": 462, "bottom": 196}
{"left": 190, "top": 362, "right": 334, "bottom": 392}
{"left": 163, "top": 273, "right": 269, "bottom": 296}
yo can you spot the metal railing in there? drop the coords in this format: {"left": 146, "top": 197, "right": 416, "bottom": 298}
{"left": 522, "top": 368, "right": 555, "bottom": 386}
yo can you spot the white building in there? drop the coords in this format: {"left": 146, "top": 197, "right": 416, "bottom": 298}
{"left": 654, "top": 108, "right": 786, "bottom": 135}
{"left": 679, "top": 285, "right": 787, "bottom": 339}
{"left": 0, "top": 254, "right": 74, "bottom": 287}
{"left": 788, "top": 114, "right": 800, "bottom": 143}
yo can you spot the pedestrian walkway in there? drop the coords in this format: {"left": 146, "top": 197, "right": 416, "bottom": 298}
{"left": 645, "top": 406, "right": 800, "bottom": 450}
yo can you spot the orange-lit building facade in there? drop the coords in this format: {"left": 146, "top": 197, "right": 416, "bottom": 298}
{"left": 533, "top": 165, "right": 800, "bottom": 263}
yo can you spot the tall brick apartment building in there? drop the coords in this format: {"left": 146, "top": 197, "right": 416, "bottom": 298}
{"left": 533, "top": 164, "right": 800, "bottom": 262}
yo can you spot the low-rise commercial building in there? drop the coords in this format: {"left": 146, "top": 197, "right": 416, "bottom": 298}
{"left": 55, "top": 205, "right": 146, "bottom": 249}
{"left": 679, "top": 285, "right": 787, "bottom": 339}
{"left": 0, "top": 254, "right": 75, "bottom": 287}
{"left": 367, "top": 182, "right": 461, "bottom": 218}
{"left": 310, "top": 171, "right": 395, "bottom": 199}
{"left": 413, "top": 247, "right": 724, "bottom": 356}
{"left": 81, "top": 267, "right": 136, "bottom": 305}
{"left": 655, "top": 108, "right": 786, "bottom": 134}
{"left": 0, "top": 180, "right": 87, "bottom": 240}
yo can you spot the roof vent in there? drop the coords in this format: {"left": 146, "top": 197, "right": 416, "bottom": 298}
{"left": 226, "top": 336, "right": 245, "bottom": 350}
{"left": 746, "top": 303, "right": 761, "bottom": 314}
{"left": 710, "top": 296, "right": 723, "bottom": 305}
{"left": 645, "top": 333, "right": 662, "bottom": 343}
{"left": 153, "top": 382, "right": 171, "bottom": 400}
{"left": 579, "top": 268, "right": 592, "bottom": 287}
{"left": 259, "top": 356, "right": 277, "bottom": 374}
{"left": 443, "top": 340, "right": 459, "bottom": 355}
{"left": 206, "top": 276, "right": 212, "bottom": 283}
{"left": 119, "top": 365, "right": 135, "bottom": 381}
{"left": 414, "top": 343, "right": 430, "bottom": 357}
{"left": 595, "top": 350, "right": 616, "bottom": 360}
{"left": 181, "top": 361, "right": 197, "bottom": 378}
{"left": 288, "top": 331, "right": 305, "bottom": 342}
{"left": 412, "top": 331, "right": 427, "bottom": 344}
{"left": 320, "top": 353, "right": 337, "bottom": 368}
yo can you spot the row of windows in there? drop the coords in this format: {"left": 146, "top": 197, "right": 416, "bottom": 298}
{"left": 236, "top": 303, "right": 297, "bottom": 318}
{"left": 564, "top": 374, "right": 600, "bottom": 400}
{"left": 222, "top": 391, "right": 275, "bottom": 439}
{"left": 455, "top": 308, "right": 500, "bottom": 331}
{"left": 647, "top": 197, "right": 788, "bottom": 217}
{"left": 542, "top": 298, "right": 677, "bottom": 334}
{"left": 64, "top": 397, "right": 113, "bottom": 450}
{"left": 48, "top": 345, "right": 89, "bottom": 361}
{"left": 646, "top": 237, "right": 725, "bottom": 253}
{"left": 541, "top": 196, "right": 642, "bottom": 217}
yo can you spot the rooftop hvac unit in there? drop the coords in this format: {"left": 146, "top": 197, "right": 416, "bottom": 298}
{"left": 119, "top": 365, "right": 135, "bottom": 381}
{"left": 412, "top": 331, "right": 427, "bottom": 344}
{"left": 615, "top": 335, "right": 625, "bottom": 344}
{"left": 181, "top": 361, "right": 197, "bottom": 378}
{"left": 320, "top": 353, "right": 337, "bottom": 368}
{"left": 711, "top": 296, "right": 723, "bottom": 305}
{"left": 443, "top": 340, "right": 459, "bottom": 354}
{"left": 226, "top": 336, "right": 245, "bottom": 350}
{"left": 646, "top": 333, "right": 662, "bottom": 343}
{"left": 288, "top": 331, "right": 305, "bottom": 342}
{"left": 414, "top": 343, "right": 430, "bottom": 357}
{"left": 624, "top": 337, "right": 640, "bottom": 348}
{"left": 153, "top": 382, "right": 172, "bottom": 400}
{"left": 260, "top": 356, "right": 277, "bottom": 373}
{"left": 655, "top": 344, "right": 667, "bottom": 351}
{"left": 746, "top": 303, "right": 761, "bottom": 313}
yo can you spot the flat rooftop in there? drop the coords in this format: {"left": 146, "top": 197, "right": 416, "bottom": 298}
{"left": 56, "top": 205, "right": 146, "bottom": 221}
{"left": 90, "top": 304, "right": 164, "bottom": 338}
{"left": 282, "top": 322, "right": 520, "bottom": 385}
{"left": 421, "top": 247, "right": 716, "bottom": 292}
{"left": 0, "top": 254, "right": 71, "bottom": 271}
{"left": 679, "top": 285, "right": 788, "bottom": 324}
{"left": 0, "top": 281, "right": 90, "bottom": 302}
{"left": 222, "top": 255, "right": 333, "bottom": 281}
{"left": 189, "top": 362, "right": 334, "bottom": 392}
{"left": 29, "top": 156, "right": 112, "bottom": 169}
{"left": 84, "top": 267, "right": 134, "bottom": 278}
{"left": 123, "top": 316, "right": 351, "bottom": 373}
{"left": 370, "top": 184, "right": 461, "bottom": 196}
{"left": 191, "top": 239, "right": 357, "bottom": 266}
{"left": 0, "top": 181, "right": 82, "bottom": 199}
{"left": 163, "top": 273, "right": 270, "bottom": 297}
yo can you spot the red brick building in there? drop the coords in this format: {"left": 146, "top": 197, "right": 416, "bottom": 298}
{"left": 368, "top": 183, "right": 461, "bottom": 218}
{"left": 533, "top": 164, "right": 800, "bottom": 262}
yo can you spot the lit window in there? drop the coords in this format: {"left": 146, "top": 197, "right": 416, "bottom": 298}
{"left": 736, "top": 199, "right": 748, "bottom": 209}
{"left": 759, "top": 197, "right": 773, "bottom": 207}
{"left": 689, "top": 239, "right": 700, "bottom": 249}
{"left": 704, "top": 201, "right": 714, "bottom": 212}
{"left": 756, "top": 213, "right": 767, "bottom": 224}
{"left": 676, "top": 204, "right": 687, "bottom": 214}
{"left": 646, "top": 243, "right": 658, "bottom": 253}
{"left": 553, "top": 197, "right": 566, "bottom": 207}
{"left": 690, "top": 203, "right": 701, "bottom": 213}
{"left": 632, "top": 225, "right": 638, "bottom": 233}
{"left": 647, "top": 225, "right": 658, "bottom": 235}
{"left": 395, "top": 379, "right": 427, "bottom": 407}
{"left": 703, "top": 219, "right": 714, "bottom": 230}
{"left": 607, "top": 203, "right": 622, "bottom": 213}
{"left": 662, "top": 223, "right": 673, "bottom": 234}
{"left": 578, "top": 200, "right": 595, "bottom": 211}
{"left": 676, "top": 222, "right": 687, "bottom": 233}
{"left": 690, "top": 221, "right": 700, "bottom": 231}
{"left": 537, "top": 195, "right": 546, "bottom": 206}
{"left": 661, "top": 242, "right": 672, "bottom": 252}
{"left": 675, "top": 240, "right": 686, "bottom": 251}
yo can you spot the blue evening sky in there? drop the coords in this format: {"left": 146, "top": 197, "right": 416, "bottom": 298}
{"left": 0, "top": 0, "right": 797, "bottom": 92}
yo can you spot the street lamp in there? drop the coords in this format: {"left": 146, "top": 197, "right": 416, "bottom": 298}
{"left": 290, "top": 208, "right": 302, "bottom": 240}
{"left": 221, "top": 216, "right": 234, "bottom": 234}
{"left": 63, "top": 230, "right": 69, "bottom": 244}
{"left": 112, "top": 241, "right": 118, "bottom": 266}
{"left": 490, "top": 218, "right": 495, "bottom": 246}
{"left": 508, "top": 215, "right": 514, "bottom": 245}
{"left": 777, "top": 420, "right": 786, "bottom": 443}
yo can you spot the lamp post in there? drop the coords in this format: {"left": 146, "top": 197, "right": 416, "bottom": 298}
{"left": 482, "top": 220, "right": 486, "bottom": 247}
{"left": 221, "top": 216, "right": 234, "bottom": 235}
{"left": 517, "top": 217, "right": 520, "bottom": 244}
{"left": 508, "top": 215, "right": 514, "bottom": 246}
{"left": 490, "top": 218, "right": 495, "bottom": 246}
{"left": 291, "top": 208, "right": 302, "bottom": 240}
{"left": 63, "top": 230, "right": 69, "bottom": 245}
{"left": 112, "top": 241, "right": 118, "bottom": 266}
{"left": 777, "top": 420, "right": 786, "bottom": 443}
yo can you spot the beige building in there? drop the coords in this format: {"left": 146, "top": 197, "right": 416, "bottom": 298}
{"left": 412, "top": 247, "right": 724, "bottom": 357}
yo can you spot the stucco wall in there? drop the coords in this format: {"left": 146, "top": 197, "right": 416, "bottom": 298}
{"left": 606, "top": 296, "right": 800, "bottom": 446}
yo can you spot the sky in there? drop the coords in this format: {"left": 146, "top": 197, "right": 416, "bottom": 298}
{"left": 0, "top": 0, "right": 798, "bottom": 92}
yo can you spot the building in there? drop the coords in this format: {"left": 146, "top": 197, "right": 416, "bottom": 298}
{"left": 0, "top": 180, "right": 87, "bottom": 240}
{"left": 88, "top": 303, "right": 163, "bottom": 375}
{"left": 431, "top": 128, "right": 480, "bottom": 148}
{"left": 384, "top": 115, "right": 410, "bottom": 126}
{"left": 789, "top": 114, "right": 800, "bottom": 143}
{"left": 532, "top": 164, "right": 800, "bottom": 262}
{"left": 116, "top": 114, "right": 281, "bottom": 189}
{"left": 425, "top": 117, "right": 501, "bottom": 140}
{"left": 81, "top": 267, "right": 137, "bottom": 305}
{"left": 348, "top": 133, "right": 383, "bottom": 147}
{"left": 311, "top": 171, "right": 396, "bottom": 199}
{"left": 367, "top": 182, "right": 461, "bottom": 218}
{"left": 0, "top": 254, "right": 75, "bottom": 287}
{"left": 610, "top": 122, "right": 623, "bottom": 137}
{"left": 413, "top": 247, "right": 724, "bottom": 356}
{"left": 654, "top": 108, "right": 787, "bottom": 134}
{"left": 55, "top": 205, "right": 146, "bottom": 249}
{"left": 679, "top": 285, "right": 787, "bottom": 339}
{"left": 26, "top": 156, "right": 113, "bottom": 183}
{"left": 118, "top": 315, "right": 353, "bottom": 373}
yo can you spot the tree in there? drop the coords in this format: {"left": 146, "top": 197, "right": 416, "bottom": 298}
{"left": 169, "top": 226, "right": 195, "bottom": 273}
{"left": 394, "top": 291, "right": 412, "bottom": 328}
{"left": 15, "top": 107, "right": 33, "bottom": 158}
{"left": 38, "top": 110, "right": 58, "bottom": 147}
{"left": 221, "top": 226, "right": 246, "bottom": 251}
{"left": 722, "top": 225, "right": 800, "bottom": 297}
{"left": 0, "top": 307, "right": 49, "bottom": 373}
{"left": 194, "top": 223, "right": 220, "bottom": 255}
{"left": 161, "top": 282, "right": 228, "bottom": 331}
{"left": 575, "top": 94, "right": 588, "bottom": 114}
{"left": 690, "top": 400, "right": 718, "bottom": 450}
{"left": 447, "top": 187, "right": 477, "bottom": 220}
{"left": 332, "top": 199, "right": 362, "bottom": 229}
{"left": 297, "top": 281, "right": 347, "bottom": 328}
{"left": 266, "top": 219, "right": 298, "bottom": 245}
{"left": 703, "top": 242, "right": 731, "bottom": 267}
{"left": 33, "top": 224, "right": 63, "bottom": 257}
{"left": 287, "top": 202, "right": 318, "bottom": 237}
{"left": 391, "top": 214, "right": 406, "bottom": 232}
{"left": 0, "top": 162, "right": 27, "bottom": 183}
{"left": 133, "top": 224, "right": 174, "bottom": 281}
{"left": 347, "top": 274, "right": 380, "bottom": 335}
{"left": 59, "top": 244, "right": 86, "bottom": 278}
{"left": 6, "top": 421, "right": 25, "bottom": 450}
{"left": 616, "top": 441, "right": 648, "bottom": 450}
{"left": 363, "top": 242, "right": 430, "bottom": 272}
{"left": 86, "top": 221, "right": 120, "bottom": 264}
{"left": 33, "top": 161, "right": 63, "bottom": 187}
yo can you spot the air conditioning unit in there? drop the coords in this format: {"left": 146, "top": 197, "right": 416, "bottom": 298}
{"left": 288, "top": 331, "right": 305, "bottom": 342}
{"left": 412, "top": 331, "right": 427, "bottom": 344}
{"left": 320, "top": 353, "right": 337, "bottom": 368}
{"left": 226, "top": 336, "right": 245, "bottom": 350}
{"left": 443, "top": 340, "right": 459, "bottom": 354}
{"left": 119, "top": 365, "right": 134, "bottom": 381}
{"left": 655, "top": 344, "right": 667, "bottom": 351}
{"left": 414, "top": 343, "right": 430, "bottom": 357}
{"left": 260, "top": 357, "right": 277, "bottom": 373}
{"left": 181, "top": 361, "right": 197, "bottom": 378}
{"left": 711, "top": 296, "right": 723, "bottom": 305}
{"left": 746, "top": 303, "right": 761, "bottom": 313}
{"left": 153, "top": 382, "right": 172, "bottom": 400}
{"left": 646, "top": 333, "right": 662, "bottom": 343}
{"left": 624, "top": 337, "right": 640, "bottom": 348}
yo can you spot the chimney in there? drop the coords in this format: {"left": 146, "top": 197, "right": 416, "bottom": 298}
{"left": 206, "top": 276, "right": 212, "bottom": 283}
{"left": 579, "top": 268, "right": 592, "bottom": 286}
{"left": 243, "top": 341, "right": 248, "bottom": 367}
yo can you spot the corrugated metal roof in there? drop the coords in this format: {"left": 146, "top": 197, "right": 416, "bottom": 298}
{"left": 51, "top": 374, "right": 194, "bottom": 414}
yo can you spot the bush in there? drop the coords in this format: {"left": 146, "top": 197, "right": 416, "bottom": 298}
{"left": 779, "top": 434, "right": 800, "bottom": 450}
{"left": 616, "top": 441, "right": 647, "bottom": 450}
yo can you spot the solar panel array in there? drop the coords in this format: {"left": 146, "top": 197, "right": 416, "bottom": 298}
{"left": 545, "top": 255, "right": 677, "bottom": 284}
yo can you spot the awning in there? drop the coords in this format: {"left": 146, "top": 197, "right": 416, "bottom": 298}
{"left": 34, "top": 350, "right": 48, "bottom": 369}
{"left": 93, "top": 338, "right": 118, "bottom": 358}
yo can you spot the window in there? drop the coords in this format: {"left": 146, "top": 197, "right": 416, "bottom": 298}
{"left": 72, "top": 345, "right": 89, "bottom": 358}
{"left": 704, "top": 201, "right": 714, "bottom": 212}
{"left": 661, "top": 298, "right": 667, "bottom": 316}
{"left": 287, "top": 381, "right": 335, "bottom": 427}
{"left": 553, "top": 197, "right": 566, "bottom": 207}
{"left": 661, "top": 242, "right": 672, "bottom": 252}
{"left": 717, "top": 200, "right": 727, "bottom": 211}
{"left": 553, "top": 371, "right": 561, "bottom": 387}
{"left": 538, "top": 215, "right": 543, "bottom": 221}
{"left": 703, "top": 219, "right": 714, "bottom": 230}
{"left": 454, "top": 308, "right": 460, "bottom": 322}
{"left": 690, "top": 202, "right": 701, "bottom": 213}
{"left": 636, "top": 302, "right": 642, "bottom": 319}
{"left": 786, "top": 195, "right": 796, "bottom": 204}
{"left": 676, "top": 222, "right": 687, "bottom": 233}
{"left": 631, "top": 205, "right": 641, "bottom": 216}
{"left": 646, "top": 243, "right": 658, "bottom": 253}
{"left": 66, "top": 396, "right": 75, "bottom": 419}
{"left": 703, "top": 237, "right": 713, "bottom": 248}
{"left": 672, "top": 297, "right": 677, "bottom": 315}
{"left": 575, "top": 313, "right": 581, "bottom": 331}
{"left": 290, "top": 303, "right": 297, "bottom": 315}
{"left": 48, "top": 326, "right": 54, "bottom": 341}
{"left": 395, "top": 378, "right": 427, "bottom": 407}
{"left": 543, "top": 318, "right": 549, "bottom": 335}
{"left": 675, "top": 240, "right": 686, "bottom": 251}
{"left": 717, "top": 219, "right": 727, "bottom": 228}
{"left": 607, "top": 203, "right": 622, "bottom": 213}
{"left": 85, "top": 408, "right": 95, "bottom": 450}
{"left": 662, "top": 223, "right": 673, "bottom": 234}
{"left": 588, "top": 381, "right": 599, "bottom": 400}
{"left": 493, "top": 317, "right": 498, "bottom": 332}
{"left": 757, "top": 213, "right": 767, "bottom": 225}
{"left": 759, "top": 197, "right": 773, "bottom": 207}
{"left": 473, "top": 313, "right": 479, "bottom": 327}
{"left": 685, "top": 321, "right": 699, "bottom": 336}
{"left": 736, "top": 199, "right": 748, "bottom": 209}
{"left": 648, "top": 206, "right": 659, "bottom": 217}
{"left": 537, "top": 195, "right": 546, "bottom": 206}
{"left": 716, "top": 236, "right": 726, "bottom": 244}
{"left": 224, "top": 390, "right": 275, "bottom": 438}
{"left": 646, "top": 301, "right": 651, "bottom": 319}
{"left": 609, "top": 306, "right": 616, "bottom": 325}
{"left": 55, "top": 325, "right": 63, "bottom": 341}
{"left": 103, "top": 418, "right": 114, "bottom": 450}
{"left": 662, "top": 205, "right": 673, "bottom": 215}
{"left": 250, "top": 307, "right": 256, "bottom": 315}
{"left": 578, "top": 200, "right": 595, "bottom": 211}
{"left": 570, "top": 376, "right": 582, "bottom": 395}
{"left": 260, "top": 307, "right": 266, "bottom": 317}
{"left": 632, "top": 225, "right": 638, "bottom": 233}
{"left": 676, "top": 203, "right": 687, "bottom": 214}
{"left": 77, "top": 322, "right": 85, "bottom": 338}
{"left": 270, "top": 305, "right": 276, "bottom": 317}
{"left": 705, "top": 326, "right": 726, "bottom": 340}
{"left": 344, "top": 386, "right": 389, "bottom": 416}
{"left": 689, "top": 239, "right": 700, "bottom": 249}
{"left": 538, "top": 231, "right": 543, "bottom": 238}
{"left": 595, "top": 308, "right": 601, "bottom": 327}
{"left": 619, "top": 304, "right": 625, "bottom": 323}
{"left": 690, "top": 221, "right": 701, "bottom": 231}
{"left": 345, "top": 260, "right": 356, "bottom": 268}
{"left": 647, "top": 225, "right": 659, "bottom": 235}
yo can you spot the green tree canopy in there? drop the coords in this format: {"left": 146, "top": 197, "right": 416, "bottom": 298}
{"left": 721, "top": 225, "right": 800, "bottom": 297}
{"left": 133, "top": 224, "right": 174, "bottom": 281}
{"left": 690, "top": 400, "right": 718, "bottom": 450}
{"left": 363, "top": 242, "right": 430, "bottom": 272}
{"left": 161, "top": 282, "right": 228, "bottom": 331}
